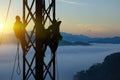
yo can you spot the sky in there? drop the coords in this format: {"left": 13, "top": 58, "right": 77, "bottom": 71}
{"left": 0, "top": 0, "right": 120, "bottom": 37}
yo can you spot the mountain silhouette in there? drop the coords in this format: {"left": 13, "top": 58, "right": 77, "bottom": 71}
{"left": 1, "top": 32, "right": 120, "bottom": 45}
{"left": 74, "top": 52, "right": 120, "bottom": 80}
{"left": 89, "top": 36, "right": 120, "bottom": 44}
{"left": 61, "top": 32, "right": 120, "bottom": 44}
{"left": 61, "top": 32, "right": 92, "bottom": 42}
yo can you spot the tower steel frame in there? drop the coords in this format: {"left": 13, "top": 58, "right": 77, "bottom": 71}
{"left": 22, "top": 0, "right": 56, "bottom": 80}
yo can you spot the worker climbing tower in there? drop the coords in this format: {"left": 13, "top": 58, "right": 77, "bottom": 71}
{"left": 22, "top": 0, "right": 61, "bottom": 80}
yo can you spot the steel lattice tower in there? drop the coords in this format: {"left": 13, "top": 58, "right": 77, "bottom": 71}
{"left": 22, "top": 0, "right": 57, "bottom": 80}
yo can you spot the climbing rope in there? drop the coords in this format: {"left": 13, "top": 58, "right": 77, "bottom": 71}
{"left": 0, "top": 0, "right": 12, "bottom": 44}
{"left": 0, "top": 0, "right": 21, "bottom": 79}
{"left": 11, "top": 40, "right": 21, "bottom": 80}
{"left": 16, "top": 41, "right": 21, "bottom": 75}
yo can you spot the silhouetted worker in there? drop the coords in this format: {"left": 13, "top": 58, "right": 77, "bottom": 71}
{"left": 48, "top": 20, "right": 62, "bottom": 54}
{"left": 48, "top": 20, "right": 62, "bottom": 41}
{"left": 38, "top": 20, "right": 62, "bottom": 56}
{"left": 13, "top": 15, "right": 27, "bottom": 50}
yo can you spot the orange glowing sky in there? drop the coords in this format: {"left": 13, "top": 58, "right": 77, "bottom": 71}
{"left": 0, "top": 0, "right": 120, "bottom": 37}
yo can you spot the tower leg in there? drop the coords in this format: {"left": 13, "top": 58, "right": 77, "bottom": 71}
{"left": 22, "top": 0, "right": 57, "bottom": 80}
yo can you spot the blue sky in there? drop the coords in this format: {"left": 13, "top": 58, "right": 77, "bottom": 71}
{"left": 0, "top": 0, "right": 120, "bottom": 37}
{"left": 57, "top": 0, "right": 120, "bottom": 37}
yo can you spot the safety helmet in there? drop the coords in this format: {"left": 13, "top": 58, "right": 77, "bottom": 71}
{"left": 16, "top": 15, "right": 20, "bottom": 21}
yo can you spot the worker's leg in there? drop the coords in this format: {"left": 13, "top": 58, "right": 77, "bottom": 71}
{"left": 19, "top": 37, "right": 28, "bottom": 50}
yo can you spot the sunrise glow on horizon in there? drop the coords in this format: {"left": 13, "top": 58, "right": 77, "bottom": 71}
{"left": 0, "top": 22, "right": 4, "bottom": 31}
{"left": 0, "top": 0, "right": 120, "bottom": 37}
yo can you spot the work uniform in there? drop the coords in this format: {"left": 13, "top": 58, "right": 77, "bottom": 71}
{"left": 13, "top": 20, "right": 27, "bottom": 50}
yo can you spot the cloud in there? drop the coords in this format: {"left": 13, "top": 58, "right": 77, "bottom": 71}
{"left": 59, "top": 0, "right": 86, "bottom": 6}
{"left": 77, "top": 24, "right": 120, "bottom": 37}
{"left": 76, "top": 24, "right": 109, "bottom": 37}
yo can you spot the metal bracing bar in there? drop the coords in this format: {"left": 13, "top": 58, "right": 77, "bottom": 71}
{"left": 25, "top": 0, "right": 36, "bottom": 23}
{"left": 22, "top": 0, "right": 57, "bottom": 80}
{"left": 26, "top": 0, "right": 35, "bottom": 23}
